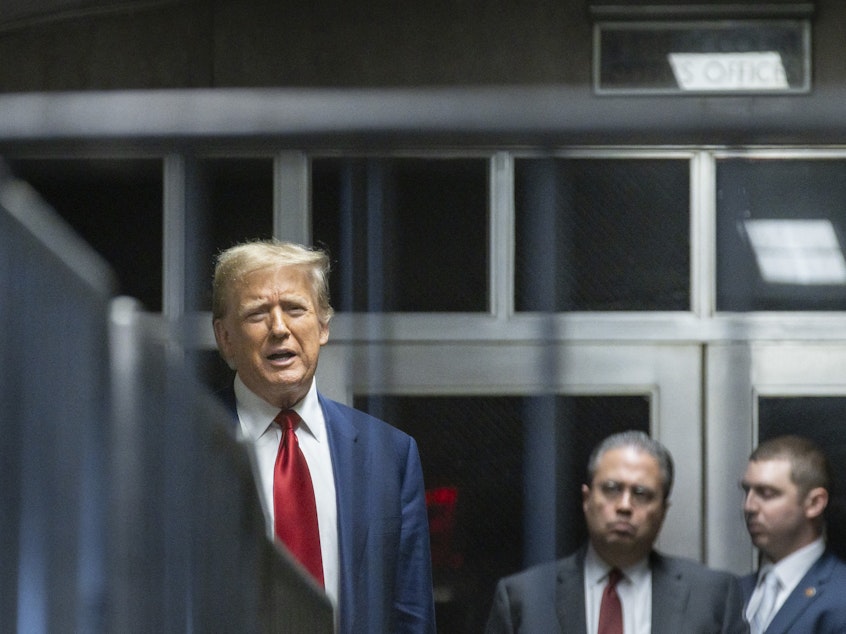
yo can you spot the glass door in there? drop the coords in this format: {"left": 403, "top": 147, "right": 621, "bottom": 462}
{"left": 706, "top": 342, "right": 846, "bottom": 574}
{"left": 319, "top": 340, "right": 704, "bottom": 631}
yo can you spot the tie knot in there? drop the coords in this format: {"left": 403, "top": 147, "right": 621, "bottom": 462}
{"left": 762, "top": 569, "right": 780, "bottom": 591}
{"left": 607, "top": 568, "right": 623, "bottom": 588}
{"left": 750, "top": 567, "right": 781, "bottom": 634}
{"left": 275, "top": 409, "right": 299, "bottom": 432}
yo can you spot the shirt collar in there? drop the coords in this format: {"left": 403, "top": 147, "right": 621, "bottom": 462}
{"left": 764, "top": 537, "right": 825, "bottom": 588}
{"left": 585, "top": 543, "right": 650, "bottom": 586}
{"left": 233, "top": 375, "right": 325, "bottom": 443}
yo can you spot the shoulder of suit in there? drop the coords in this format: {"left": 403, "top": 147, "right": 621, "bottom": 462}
{"left": 318, "top": 392, "right": 412, "bottom": 439}
{"left": 498, "top": 557, "right": 565, "bottom": 590}
{"left": 653, "top": 552, "right": 738, "bottom": 582}
{"left": 318, "top": 393, "right": 383, "bottom": 424}
{"left": 820, "top": 550, "right": 846, "bottom": 579}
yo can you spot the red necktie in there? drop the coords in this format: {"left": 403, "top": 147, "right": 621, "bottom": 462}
{"left": 598, "top": 568, "right": 623, "bottom": 634}
{"left": 273, "top": 410, "right": 324, "bottom": 586}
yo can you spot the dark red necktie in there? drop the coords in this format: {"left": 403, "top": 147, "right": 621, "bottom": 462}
{"left": 273, "top": 409, "right": 324, "bottom": 586}
{"left": 597, "top": 568, "right": 623, "bottom": 634}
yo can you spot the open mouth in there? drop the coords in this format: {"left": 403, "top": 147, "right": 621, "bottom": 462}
{"left": 267, "top": 351, "right": 295, "bottom": 362}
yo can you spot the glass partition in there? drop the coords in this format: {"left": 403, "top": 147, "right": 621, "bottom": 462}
{"left": 354, "top": 393, "right": 650, "bottom": 633}
{"left": 312, "top": 157, "right": 489, "bottom": 312}
{"left": 716, "top": 158, "right": 846, "bottom": 311}
{"left": 195, "top": 157, "right": 274, "bottom": 311}
{"left": 514, "top": 157, "right": 690, "bottom": 311}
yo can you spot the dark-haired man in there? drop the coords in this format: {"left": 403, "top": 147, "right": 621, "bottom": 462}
{"left": 740, "top": 435, "right": 846, "bottom": 634}
{"left": 486, "top": 430, "right": 747, "bottom": 633}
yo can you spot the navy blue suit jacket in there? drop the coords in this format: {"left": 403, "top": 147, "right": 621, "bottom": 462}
{"left": 486, "top": 545, "right": 748, "bottom": 633}
{"left": 741, "top": 550, "right": 846, "bottom": 634}
{"left": 219, "top": 385, "right": 436, "bottom": 633}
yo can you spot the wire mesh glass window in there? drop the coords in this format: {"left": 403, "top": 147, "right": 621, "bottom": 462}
{"left": 716, "top": 159, "right": 846, "bottom": 311}
{"left": 353, "top": 393, "right": 650, "bottom": 633}
{"left": 514, "top": 157, "right": 690, "bottom": 311}
{"left": 311, "top": 157, "right": 489, "bottom": 312}
{"left": 194, "top": 158, "right": 274, "bottom": 312}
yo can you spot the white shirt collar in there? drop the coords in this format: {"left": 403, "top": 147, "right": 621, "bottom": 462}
{"left": 233, "top": 375, "right": 325, "bottom": 443}
{"left": 764, "top": 537, "right": 825, "bottom": 590}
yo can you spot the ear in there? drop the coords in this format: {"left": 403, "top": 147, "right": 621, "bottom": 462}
{"left": 803, "top": 486, "right": 829, "bottom": 520}
{"left": 581, "top": 483, "right": 590, "bottom": 508}
{"left": 319, "top": 320, "right": 330, "bottom": 346}
{"left": 213, "top": 318, "right": 236, "bottom": 370}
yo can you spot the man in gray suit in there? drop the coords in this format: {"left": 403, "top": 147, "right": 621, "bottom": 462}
{"left": 485, "top": 431, "right": 748, "bottom": 633}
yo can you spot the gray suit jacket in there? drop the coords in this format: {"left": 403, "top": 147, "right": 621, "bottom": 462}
{"left": 485, "top": 545, "right": 748, "bottom": 633}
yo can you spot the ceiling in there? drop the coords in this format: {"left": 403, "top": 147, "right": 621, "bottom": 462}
{"left": 0, "top": 0, "right": 174, "bottom": 30}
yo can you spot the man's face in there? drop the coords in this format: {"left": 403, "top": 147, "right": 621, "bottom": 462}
{"left": 213, "top": 264, "right": 329, "bottom": 410}
{"left": 582, "top": 446, "right": 668, "bottom": 568}
{"left": 741, "top": 458, "right": 817, "bottom": 563}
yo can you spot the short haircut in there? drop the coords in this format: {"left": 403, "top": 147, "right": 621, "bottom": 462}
{"left": 212, "top": 239, "right": 334, "bottom": 325}
{"left": 586, "top": 430, "right": 675, "bottom": 501}
{"left": 750, "top": 435, "right": 832, "bottom": 498}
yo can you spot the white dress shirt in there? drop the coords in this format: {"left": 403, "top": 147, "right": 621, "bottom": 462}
{"left": 584, "top": 544, "right": 652, "bottom": 634}
{"left": 745, "top": 537, "right": 825, "bottom": 625}
{"left": 234, "top": 375, "right": 339, "bottom": 612}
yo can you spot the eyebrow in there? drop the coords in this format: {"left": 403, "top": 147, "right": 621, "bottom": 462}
{"left": 238, "top": 298, "right": 269, "bottom": 312}
{"left": 238, "top": 294, "right": 310, "bottom": 314}
{"left": 739, "top": 480, "right": 781, "bottom": 492}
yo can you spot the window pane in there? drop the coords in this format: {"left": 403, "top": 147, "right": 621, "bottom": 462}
{"left": 7, "top": 158, "right": 163, "bottom": 310}
{"left": 195, "top": 158, "right": 273, "bottom": 311}
{"left": 717, "top": 159, "right": 846, "bottom": 311}
{"left": 515, "top": 158, "right": 690, "bottom": 311}
{"left": 353, "top": 393, "right": 649, "bottom": 633}
{"left": 312, "top": 158, "right": 489, "bottom": 312}
{"left": 758, "top": 396, "right": 846, "bottom": 561}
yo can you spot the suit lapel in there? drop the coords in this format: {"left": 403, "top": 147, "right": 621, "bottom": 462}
{"left": 650, "top": 552, "right": 690, "bottom": 633}
{"left": 217, "top": 384, "right": 239, "bottom": 429}
{"left": 765, "top": 552, "right": 832, "bottom": 634}
{"left": 556, "top": 548, "right": 589, "bottom": 634}
{"left": 318, "top": 396, "right": 366, "bottom": 592}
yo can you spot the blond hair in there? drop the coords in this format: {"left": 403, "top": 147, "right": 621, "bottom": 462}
{"left": 212, "top": 239, "right": 334, "bottom": 325}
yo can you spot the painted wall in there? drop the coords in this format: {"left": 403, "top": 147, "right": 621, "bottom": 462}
{"left": 1, "top": 0, "right": 837, "bottom": 93}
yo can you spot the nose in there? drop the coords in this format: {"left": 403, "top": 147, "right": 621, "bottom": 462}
{"left": 742, "top": 490, "right": 757, "bottom": 514}
{"left": 616, "top": 490, "right": 633, "bottom": 513}
{"left": 269, "top": 307, "right": 290, "bottom": 336}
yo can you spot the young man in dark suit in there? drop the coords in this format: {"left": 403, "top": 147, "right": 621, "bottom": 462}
{"left": 740, "top": 435, "right": 846, "bottom": 634}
